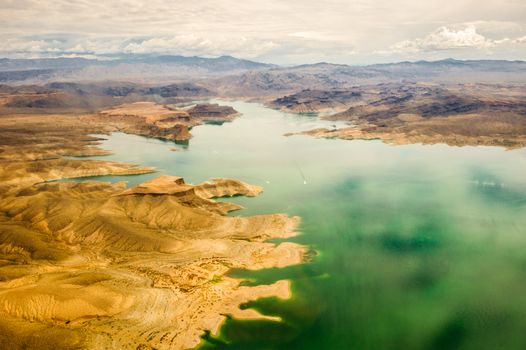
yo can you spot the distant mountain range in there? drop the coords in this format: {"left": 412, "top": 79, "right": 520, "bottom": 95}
{"left": 0, "top": 55, "right": 274, "bottom": 83}
{"left": 0, "top": 56, "right": 525, "bottom": 90}
{"left": 0, "top": 55, "right": 274, "bottom": 71}
{"left": 205, "top": 59, "right": 526, "bottom": 97}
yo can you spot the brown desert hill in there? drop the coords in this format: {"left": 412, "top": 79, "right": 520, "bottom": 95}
{"left": 0, "top": 176, "right": 304, "bottom": 350}
{"left": 326, "top": 84, "right": 526, "bottom": 122}
{"left": 269, "top": 89, "right": 363, "bottom": 113}
{"left": 124, "top": 176, "right": 262, "bottom": 198}
{"left": 281, "top": 83, "right": 526, "bottom": 149}
{"left": 0, "top": 112, "right": 157, "bottom": 194}
{"left": 0, "top": 158, "right": 155, "bottom": 194}
{"left": 0, "top": 104, "right": 305, "bottom": 349}
{"left": 89, "top": 101, "right": 240, "bottom": 141}
{"left": 204, "top": 59, "right": 526, "bottom": 99}
{"left": 4, "top": 91, "right": 118, "bottom": 112}
{"left": 0, "top": 81, "right": 215, "bottom": 117}
{"left": 193, "top": 178, "right": 263, "bottom": 198}
{"left": 0, "top": 114, "right": 113, "bottom": 161}
{"left": 93, "top": 102, "right": 194, "bottom": 141}
{"left": 186, "top": 103, "right": 241, "bottom": 121}
{"left": 0, "top": 55, "right": 274, "bottom": 84}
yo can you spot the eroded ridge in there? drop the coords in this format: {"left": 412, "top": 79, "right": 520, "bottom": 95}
{"left": 0, "top": 112, "right": 305, "bottom": 349}
{"left": 280, "top": 83, "right": 526, "bottom": 149}
{"left": 87, "top": 102, "right": 240, "bottom": 141}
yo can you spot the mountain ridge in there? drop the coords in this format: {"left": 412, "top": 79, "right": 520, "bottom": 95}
{"left": 1, "top": 55, "right": 525, "bottom": 86}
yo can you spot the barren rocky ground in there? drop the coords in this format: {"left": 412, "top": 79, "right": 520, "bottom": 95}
{"left": 0, "top": 101, "right": 305, "bottom": 349}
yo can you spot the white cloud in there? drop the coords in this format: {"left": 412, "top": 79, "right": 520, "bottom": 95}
{"left": 0, "top": 0, "right": 525, "bottom": 63}
{"left": 390, "top": 25, "right": 495, "bottom": 53}
{"left": 121, "top": 35, "right": 279, "bottom": 58}
{"left": 0, "top": 38, "right": 64, "bottom": 55}
{"left": 288, "top": 31, "right": 340, "bottom": 42}
{"left": 0, "top": 34, "right": 281, "bottom": 59}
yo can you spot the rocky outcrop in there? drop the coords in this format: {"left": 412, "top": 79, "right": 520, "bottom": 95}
{"left": 284, "top": 83, "right": 526, "bottom": 149}
{"left": 288, "top": 113, "right": 526, "bottom": 149}
{"left": 0, "top": 174, "right": 304, "bottom": 349}
{"left": 145, "top": 83, "right": 213, "bottom": 98}
{"left": 270, "top": 89, "right": 362, "bottom": 113}
{"left": 194, "top": 178, "right": 263, "bottom": 198}
{"left": 91, "top": 101, "right": 240, "bottom": 141}
{"left": 187, "top": 103, "right": 240, "bottom": 121}
{"left": 0, "top": 111, "right": 305, "bottom": 350}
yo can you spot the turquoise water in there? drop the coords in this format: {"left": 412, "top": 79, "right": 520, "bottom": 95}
{"left": 81, "top": 101, "right": 526, "bottom": 349}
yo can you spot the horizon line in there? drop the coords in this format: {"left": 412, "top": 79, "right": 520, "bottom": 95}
{"left": 1, "top": 55, "right": 525, "bottom": 68}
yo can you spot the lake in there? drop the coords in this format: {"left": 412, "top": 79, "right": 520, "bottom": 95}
{"left": 80, "top": 101, "right": 526, "bottom": 350}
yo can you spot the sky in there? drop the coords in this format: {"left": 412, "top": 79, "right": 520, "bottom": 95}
{"left": 0, "top": 0, "right": 525, "bottom": 65}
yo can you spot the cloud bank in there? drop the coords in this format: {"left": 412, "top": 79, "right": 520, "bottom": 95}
{"left": 388, "top": 24, "right": 526, "bottom": 53}
{"left": 0, "top": 0, "right": 525, "bottom": 64}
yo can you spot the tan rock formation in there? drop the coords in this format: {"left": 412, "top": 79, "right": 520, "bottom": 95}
{"left": 88, "top": 102, "right": 241, "bottom": 141}
{"left": 0, "top": 110, "right": 305, "bottom": 350}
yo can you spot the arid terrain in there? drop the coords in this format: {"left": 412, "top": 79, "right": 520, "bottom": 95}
{"left": 1, "top": 56, "right": 526, "bottom": 349}
{"left": 278, "top": 83, "right": 526, "bottom": 149}
{"left": 3, "top": 0, "right": 526, "bottom": 347}
{"left": 2, "top": 58, "right": 526, "bottom": 149}
{"left": 0, "top": 99, "right": 305, "bottom": 349}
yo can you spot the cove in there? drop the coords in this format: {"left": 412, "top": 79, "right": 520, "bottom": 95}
{"left": 80, "top": 101, "right": 526, "bottom": 350}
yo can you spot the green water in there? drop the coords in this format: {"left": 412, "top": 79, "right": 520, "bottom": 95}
{"left": 81, "top": 101, "right": 526, "bottom": 350}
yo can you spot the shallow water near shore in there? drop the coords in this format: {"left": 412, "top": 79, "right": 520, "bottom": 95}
{"left": 83, "top": 101, "right": 526, "bottom": 349}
